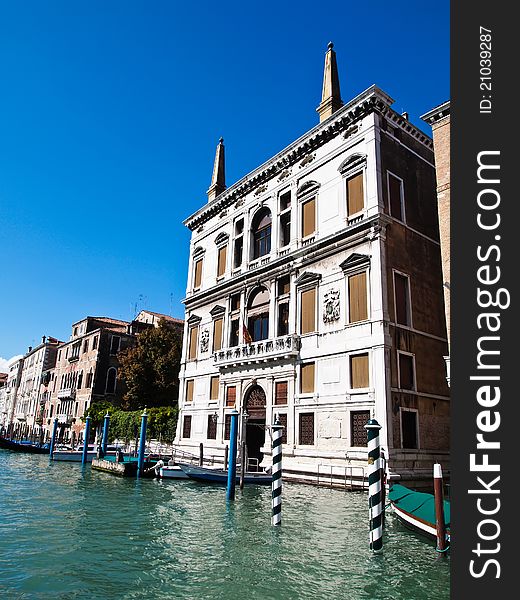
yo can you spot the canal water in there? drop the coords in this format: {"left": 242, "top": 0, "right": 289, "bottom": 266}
{"left": 0, "top": 451, "right": 449, "bottom": 599}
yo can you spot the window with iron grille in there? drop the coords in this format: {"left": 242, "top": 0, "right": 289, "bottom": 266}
{"left": 182, "top": 415, "right": 192, "bottom": 439}
{"left": 278, "top": 413, "right": 288, "bottom": 444}
{"left": 207, "top": 415, "right": 217, "bottom": 440}
{"left": 275, "top": 381, "right": 288, "bottom": 405}
{"left": 224, "top": 414, "right": 231, "bottom": 440}
{"left": 351, "top": 411, "right": 370, "bottom": 446}
{"left": 299, "top": 412, "right": 314, "bottom": 445}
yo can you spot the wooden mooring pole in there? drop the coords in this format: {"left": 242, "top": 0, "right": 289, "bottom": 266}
{"left": 199, "top": 443, "right": 204, "bottom": 466}
{"left": 434, "top": 463, "right": 448, "bottom": 555}
{"left": 239, "top": 441, "right": 246, "bottom": 490}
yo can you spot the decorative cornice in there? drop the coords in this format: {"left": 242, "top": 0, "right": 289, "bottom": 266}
{"left": 209, "top": 305, "right": 226, "bottom": 317}
{"left": 214, "top": 232, "right": 229, "bottom": 246}
{"left": 420, "top": 101, "right": 450, "bottom": 126}
{"left": 295, "top": 271, "right": 322, "bottom": 287}
{"left": 340, "top": 253, "right": 371, "bottom": 272}
{"left": 187, "top": 314, "right": 202, "bottom": 326}
{"left": 193, "top": 246, "right": 205, "bottom": 259}
{"left": 338, "top": 153, "right": 367, "bottom": 175}
{"left": 297, "top": 180, "right": 320, "bottom": 198}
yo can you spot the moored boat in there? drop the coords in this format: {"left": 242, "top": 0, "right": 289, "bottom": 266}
{"left": 388, "top": 483, "right": 451, "bottom": 542}
{"left": 51, "top": 444, "right": 124, "bottom": 462}
{"left": 0, "top": 436, "right": 49, "bottom": 454}
{"left": 179, "top": 463, "right": 272, "bottom": 485}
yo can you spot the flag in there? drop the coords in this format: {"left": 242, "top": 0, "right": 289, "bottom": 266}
{"left": 243, "top": 324, "right": 253, "bottom": 344}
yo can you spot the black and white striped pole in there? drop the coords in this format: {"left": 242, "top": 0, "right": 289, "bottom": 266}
{"left": 271, "top": 416, "right": 283, "bottom": 526}
{"left": 365, "top": 418, "right": 383, "bottom": 552}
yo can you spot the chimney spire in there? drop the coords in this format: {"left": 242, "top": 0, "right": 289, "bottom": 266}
{"left": 207, "top": 137, "right": 226, "bottom": 202}
{"left": 316, "top": 42, "right": 343, "bottom": 123}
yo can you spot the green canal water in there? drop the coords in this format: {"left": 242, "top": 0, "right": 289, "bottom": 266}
{"left": 0, "top": 451, "right": 449, "bottom": 599}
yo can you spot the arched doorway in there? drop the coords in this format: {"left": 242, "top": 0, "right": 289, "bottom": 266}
{"left": 244, "top": 384, "right": 266, "bottom": 469}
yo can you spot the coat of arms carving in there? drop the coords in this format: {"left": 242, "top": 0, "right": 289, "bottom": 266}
{"left": 323, "top": 289, "right": 340, "bottom": 323}
{"left": 200, "top": 328, "right": 210, "bottom": 352}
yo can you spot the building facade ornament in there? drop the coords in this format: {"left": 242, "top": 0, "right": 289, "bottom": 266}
{"left": 200, "top": 328, "right": 210, "bottom": 353}
{"left": 323, "top": 289, "right": 340, "bottom": 323}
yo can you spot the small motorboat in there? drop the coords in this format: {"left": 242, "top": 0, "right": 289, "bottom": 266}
{"left": 179, "top": 463, "right": 272, "bottom": 485}
{"left": 157, "top": 461, "right": 189, "bottom": 479}
{"left": 0, "top": 436, "right": 49, "bottom": 454}
{"left": 51, "top": 444, "right": 124, "bottom": 462}
{"left": 388, "top": 483, "right": 451, "bottom": 542}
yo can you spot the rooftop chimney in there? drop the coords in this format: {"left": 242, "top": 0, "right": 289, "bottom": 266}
{"left": 316, "top": 42, "right": 343, "bottom": 123}
{"left": 28, "top": 346, "right": 32, "bottom": 353}
{"left": 206, "top": 137, "right": 226, "bottom": 202}
{"left": 42, "top": 335, "right": 46, "bottom": 344}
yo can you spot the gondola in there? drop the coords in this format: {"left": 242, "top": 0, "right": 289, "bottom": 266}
{"left": 0, "top": 435, "right": 50, "bottom": 454}
{"left": 178, "top": 462, "right": 272, "bottom": 485}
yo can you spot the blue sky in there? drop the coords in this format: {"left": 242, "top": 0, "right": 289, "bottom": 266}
{"left": 0, "top": 0, "right": 449, "bottom": 362}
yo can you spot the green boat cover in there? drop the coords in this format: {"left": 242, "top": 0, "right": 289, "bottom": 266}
{"left": 388, "top": 483, "right": 450, "bottom": 529}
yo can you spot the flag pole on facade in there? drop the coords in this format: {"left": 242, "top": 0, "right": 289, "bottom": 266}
{"left": 365, "top": 418, "right": 383, "bottom": 552}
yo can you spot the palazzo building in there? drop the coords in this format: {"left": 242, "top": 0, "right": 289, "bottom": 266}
{"left": 175, "top": 44, "right": 450, "bottom": 484}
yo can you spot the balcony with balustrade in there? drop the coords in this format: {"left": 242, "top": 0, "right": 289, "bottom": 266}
{"left": 57, "top": 388, "right": 76, "bottom": 400}
{"left": 214, "top": 334, "right": 300, "bottom": 369}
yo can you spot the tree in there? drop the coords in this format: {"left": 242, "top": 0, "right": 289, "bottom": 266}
{"left": 117, "top": 319, "right": 182, "bottom": 410}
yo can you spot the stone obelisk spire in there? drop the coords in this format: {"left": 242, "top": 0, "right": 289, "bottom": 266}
{"left": 316, "top": 42, "right": 343, "bottom": 123}
{"left": 207, "top": 137, "right": 226, "bottom": 202}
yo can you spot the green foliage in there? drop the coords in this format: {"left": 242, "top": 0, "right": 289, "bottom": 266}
{"left": 85, "top": 403, "right": 179, "bottom": 443}
{"left": 118, "top": 319, "right": 182, "bottom": 410}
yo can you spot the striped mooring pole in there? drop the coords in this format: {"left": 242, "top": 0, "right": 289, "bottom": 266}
{"left": 49, "top": 417, "right": 59, "bottom": 458}
{"left": 137, "top": 409, "right": 148, "bottom": 477}
{"left": 81, "top": 416, "right": 92, "bottom": 466}
{"left": 226, "top": 410, "right": 239, "bottom": 501}
{"left": 365, "top": 418, "right": 383, "bottom": 552}
{"left": 101, "top": 412, "right": 110, "bottom": 455}
{"left": 271, "top": 417, "right": 283, "bottom": 526}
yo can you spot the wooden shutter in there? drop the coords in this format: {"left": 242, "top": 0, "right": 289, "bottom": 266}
{"left": 188, "top": 326, "right": 198, "bottom": 360}
{"left": 394, "top": 273, "right": 409, "bottom": 325}
{"left": 347, "top": 173, "right": 364, "bottom": 216}
{"left": 278, "top": 413, "right": 288, "bottom": 444}
{"left": 348, "top": 272, "right": 368, "bottom": 323}
{"left": 207, "top": 415, "right": 217, "bottom": 440}
{"left": 299, "top": 413, "right": 314, "bottom": 445}
{"left": 185, "top": 380, "right": 194, "bottom": 402}
{"left": 302, "top": 198, "right": 316, "bottom": 237}
{"left": 194, "top": 259, "right": 203, "bottom": 289}
{"left": 226, "top": 386, "right": 236, "bottom": 407}
{"left": 182, "top": 415, "right": 192, "bottom": 438}
{"left": 275, "top": 381, "right": 288, "bottom": 405}
{"left": 300, "top": 363, "right": 315, "bottom": 394}
{"left": 351, "top": 411, "right": 370, "bottom": 446}
{"left": 389, "top": 174, "right": 403, "bottom": 220}
{"left": 350, "top": 354, "right": 369, "bottom": 388}
{"left": 210, "top": 376, "right": 219, "bottom": 400}
{"left": 217, "top": 246, "right": 227, "bottom": 277}
{"left": 300, "top": 288, "right": 316, "bottom": 334}
{"left": 213, "top": 318, "right": 223, "bottom": 351}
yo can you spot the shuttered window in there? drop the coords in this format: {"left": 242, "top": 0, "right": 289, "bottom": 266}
{"left": 213, "top": 318, "right": 223, "bottom": 351}
{"left": 388, "top": 173, "right": 404, "bottom": 221}
{"left": 224, "top": 414, "right": 231, "bottom": 440}
{"left": 217, "top": 246, "right": 227, "bottom": 277}
{"left": 194, "top": 259, "right": 203, "bottom": 289}
{"left": 278, "top": 413, "right": 288, "bottom": 444}
{"left": 300, "top": 363, "right": 315, "bottom": 394}
{"left": 350, "top": 353, "right": 369, "bottom": 389}
{"left": 302, "top": 198, "right": 316, "bottom": 238}
{"left": 207, "top": 415, "right": 217, "bottom": 440}
{"left": 188, "top": 326, "right": 198, "bottom": 360}
{"left": 394, "top": 273, "right": 410, "bottom": 326}
{"left": 299, "top": 413, "right": 314, "bottom": 445}
{"left": 346, "top": 172, "right": 364, "bottom": 216}
{"left": 210, "top": 376, "right": 219, "bottom": 401}
{"left": 275, "top": 381, "right": 288, "bottom": 405}
{"left": 226, "top": 386, "right": 236, "bottom": 407}
{"left": 348, "top": 272, "right": 368, "bottom": 323}
{"left": 185, "top": 379, "right": 194, "bottom": 402}
{"left": 300, "top": 288, "right": 316, "bottom": 334}
{"left": 351, "top": 411, "right": 370, "bottom": 446}
{"left": 182, "top": 415, "right": 192, "bottom": 439}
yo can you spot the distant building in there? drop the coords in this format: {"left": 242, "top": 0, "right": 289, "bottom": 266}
{"left": 175, "top": 44, "right": 449, "bottom": 485}
{"left": 135, "top": 310, "right": 184, "bottom": 332}
{"left": 421, "top": 101, "right": 450, "bottom": 385}
{"left": 0, "top": 373, "right": 8, "bottom": 432}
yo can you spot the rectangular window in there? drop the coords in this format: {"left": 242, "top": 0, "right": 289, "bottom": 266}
{"left": 249, "top": 315, "right": 269, "bottom": 342}
{"left": 110, "top": 336, "right": 121, "bottom": 356}
{"left": 351, "top": 411, "right": 370, "bottom": 446}
{"left": 194, "top": 259, "right": 203, "bottom": 289}
{"left": 348, "top": 272, "right": 368, "bottom": 323}
{"left": 346, "top": 172, "right": 364, "bottom": 216}
{"left": 185, "top": 379, "right": 194, "bottom": 402}
{"left": 217, "top": 246, "right": 227, "bottom": 278}
{"left": 93, "top": 336, "right": 98, "bottom": 350}
{"left": 224, "top": 414, "right": 231, "bottom": 440}
{"left": 278, "top": 413, "right": 288, "bottom": 444}
{"left": 83, "top": 340, "right": 89, "bottom": 353}
{"left": 210, "top": 376, "right": 219, "bottom": 401}
{"left": 280, "top": 213, "right": 291, "bottom": 247}
{"left": 231, "top": 294, "right": 241, "bottom": 311}
{"left": 394, "top": 272, "right": 411, "bottom": 326}
{"left": 275, "top": 381, "right": 288, "bottom": 405}
{"left": 401, "top": 409, "right": 418, "bottom": 449}
{"left": 278, "top": 302, "right": 289, "bottom": 336}
{"left": 302, "top": 198, "right": 316, "bottom": 238}
{"left": 299, "top": 412, "right": 314, "bottom": 445}
{"left": 300, "top": 362, "right": 315, "bottom": 394}
{"left": 300, "top": 288, "right": 316, "bottom": 334}
{"left": 226, "top": 386, "right": 236, "bottom": 408}
{"left": 388, "top": 172, "right": 404, "bottom": 221}
{"left": 234, "top": 238, "right": 243, "bottom": 268}
{"left": 398, "top": 352, "right": 415, "bottom": 390}
{"left": 213, "top": 318, "right": 223, "bottom": 351}
{"left": 280, "top": 191, "right": 291, "bottom": 212}
{"left": 278, "top": 276, "right": 290, "bottom": 296}
{"left": 182, "top": 415, "right": 192, "bottom": 439}
{"left": 188, "top": 326, "right": 198, "bottom": 360}
{"left": 350, "top": 353, "right": 369, "bottom": 389}
{"left": 229, "top": 319, "right": 239, "bottom": 347}
{"left": 207, "top": 415, "right": 217, "bottom": 440}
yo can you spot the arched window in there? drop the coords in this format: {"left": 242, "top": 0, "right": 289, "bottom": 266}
{"left": 105, "top": 368, "right": 117, "bottom": 394}
{"left": 247, "top": 287, "right": 270, "bottom": 342}
{"left": 251, "top": 208, "right": 272, "bottom": 259}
